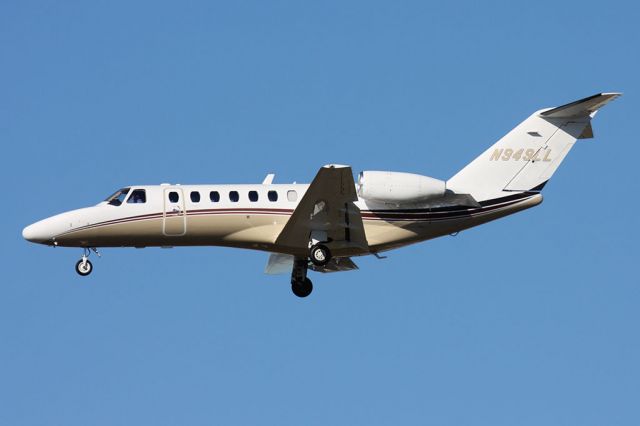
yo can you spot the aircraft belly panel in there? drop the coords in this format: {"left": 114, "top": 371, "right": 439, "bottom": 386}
{"left": 362, "top": 221, "right": 420, "bottom": 248}
{"left": 365, "top": 194, "right": 543, "bottom": 252}
{"left": 55, "top": 212, "right": 289, "bottom": 248}
{"left": 164, "top": 215, "right": 185, "bottom": 235}
{"left": 187, "top": 213, "right": 286, "bottom": 245}
{"left": 55, "top": 218, "right": 164, "bottom": 247}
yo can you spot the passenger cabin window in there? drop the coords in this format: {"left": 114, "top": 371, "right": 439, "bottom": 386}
{"left": 190, "top": 191, "right": 201, "bottom": 203}
{"left": 105, "top": 188, "right": 130, "bottom": 206}
{"left": 168, "top": 191, "right": 180, "bottom": 203}
{"left": 268, "top": 190, "right": 278, "bottom": 202}
{"left": 127, "top": 189, "right": 146, "bottom": 204}
{"left": 287, "top": 190, "right": 297, "bottom": 202}
{"left": 210, "top": 191, "right": 220, "bottom": 202}
{"left": 249, "top": 191, "right": 258, "bottom": 202}
{"left": 229, "top": 191, "right": 239, "bottom": 202}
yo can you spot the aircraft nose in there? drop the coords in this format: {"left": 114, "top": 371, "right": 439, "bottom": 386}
{"left": 22, "top": 220, "right": 54, "bottom": 244}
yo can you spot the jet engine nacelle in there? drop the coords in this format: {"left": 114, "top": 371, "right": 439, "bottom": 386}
{"left": 357, "top": 171, "right": 446, "bottom": 203}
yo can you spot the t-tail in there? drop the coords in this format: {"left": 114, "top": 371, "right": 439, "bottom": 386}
{"left": 447, "top": 93, "right": 621, "bottom": 202}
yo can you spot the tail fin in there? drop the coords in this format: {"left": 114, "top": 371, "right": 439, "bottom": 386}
{"left": 447, "top": 93, "right": 621, "bottom": 202}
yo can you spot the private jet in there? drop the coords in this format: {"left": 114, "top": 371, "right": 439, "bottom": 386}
{"left": 23, "top": 93, "right": 620, "bottom": 297}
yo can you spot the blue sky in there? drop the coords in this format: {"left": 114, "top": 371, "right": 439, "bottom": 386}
{"left": 2, "top": 1, "right": 639, "bottom": 425}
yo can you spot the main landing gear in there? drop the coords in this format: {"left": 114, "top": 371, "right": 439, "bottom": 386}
{"left": 291, "top": 258, "right": 313, "bottom": 298}
{"left": 75, "top": 247, "right": 100, "bottom": 276}
{"left": 309, "top": 244, "right": 331, "bottom": 267}
{"left": 289, "top": 243, "right": 333, "bottom": 297}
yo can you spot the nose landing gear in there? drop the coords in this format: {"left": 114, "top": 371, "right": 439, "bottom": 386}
{"left": 75, "top": 247, "right": 100, "bottom": 276}
{"left": 75, "top": 258, "right": 93, "bottom": 276}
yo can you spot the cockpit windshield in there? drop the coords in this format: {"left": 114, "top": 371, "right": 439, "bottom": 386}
{"left": 105, "top": 188, "right": 130, "bottom": 206}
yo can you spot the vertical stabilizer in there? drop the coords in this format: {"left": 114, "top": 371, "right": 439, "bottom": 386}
{"left": 446, "top": 93, "right": 620, "bottom": 202}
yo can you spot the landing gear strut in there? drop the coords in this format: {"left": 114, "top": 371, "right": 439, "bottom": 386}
{"left": 75, "top": 247, "right": 99, "bottom": 276}
{"left": 291, "top": 258, "right": 313, "bottom": 298}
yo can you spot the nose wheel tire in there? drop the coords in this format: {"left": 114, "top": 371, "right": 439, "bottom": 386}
{"left": 75, "top": 259, "right": 93, "bottom": 276}
{"left": 310, "top": 244, "right": 331, "bottom": 267}
{"left": 292, "top": 278, "right": 313, "bottom": 298}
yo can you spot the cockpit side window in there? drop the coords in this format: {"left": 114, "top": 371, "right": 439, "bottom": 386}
{"left": 127, "top": 189, "right": 146, "bottom": 204}
{"left": 105, "top": 188, "right": 131, "bottom": 206}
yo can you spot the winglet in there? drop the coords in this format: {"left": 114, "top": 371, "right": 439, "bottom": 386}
{"left": 540, "top": 92, "right": 621, "bottom": 119}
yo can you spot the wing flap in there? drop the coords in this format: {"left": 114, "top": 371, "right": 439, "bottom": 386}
{"left": 310, "top": 257, "right": 359, "bottom": 273}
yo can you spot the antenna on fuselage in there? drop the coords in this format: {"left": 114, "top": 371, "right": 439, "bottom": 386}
{"left": 262, "top": 174, "right": 275, "bottom": 185}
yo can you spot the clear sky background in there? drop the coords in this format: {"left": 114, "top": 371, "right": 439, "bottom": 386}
{"left": 2, "top": 1, "right": 638, "bottom": 425}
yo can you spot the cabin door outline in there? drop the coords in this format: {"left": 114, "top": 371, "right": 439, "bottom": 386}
{"left": 163, "top": 188, "right": 186, "bottom": 236}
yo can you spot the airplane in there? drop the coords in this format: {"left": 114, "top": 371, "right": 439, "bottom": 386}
{"left": 23, "top": 93, "right": 620, "bottom": 297}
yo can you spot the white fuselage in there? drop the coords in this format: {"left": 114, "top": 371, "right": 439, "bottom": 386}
{"left": 23, "top": 183, "right": 542, "bottom": 257}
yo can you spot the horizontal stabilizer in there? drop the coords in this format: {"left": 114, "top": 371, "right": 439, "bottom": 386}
{"left": 540, "top": 92, "right": 621, "bottom": 119}
{"left": 578, "top": 122, "right": 594, "bottom": 139}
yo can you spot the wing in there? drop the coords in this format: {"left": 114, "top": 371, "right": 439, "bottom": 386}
{"left": 310, "top": 256, "right": 359, "bottom": 273}
{"left": 265, "top": 253, "right": 359, "bottom": 274}
{"left": 275, "top": 165, "right": 369, "bottom": 256}
{"left": 264, "top": 253, "right": 294, "bottom": 275}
